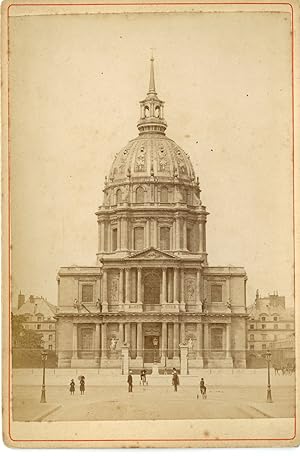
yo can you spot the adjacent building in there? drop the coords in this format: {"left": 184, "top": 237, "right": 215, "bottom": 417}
{"left": 246, "top": 290, "right": 294, "bottom": 367}
{"left": 14, "top": 292, "right": 57, "bottom": 351}
{"left": 56, "top": 58, "right": 248, "bottom": 370}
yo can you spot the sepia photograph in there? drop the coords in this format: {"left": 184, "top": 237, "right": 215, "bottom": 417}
{"left": 1, "top": 0, "right": 299, "bottom": 448}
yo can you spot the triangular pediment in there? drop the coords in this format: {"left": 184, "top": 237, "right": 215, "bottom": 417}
{"left": 128, "top": 247, "right": 177, "bottom": 260}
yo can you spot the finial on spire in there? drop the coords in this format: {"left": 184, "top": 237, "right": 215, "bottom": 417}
{"left": 148, "top": 50, "right": 156, "bottom": 94}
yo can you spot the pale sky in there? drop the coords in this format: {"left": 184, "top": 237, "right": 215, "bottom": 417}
{"left": 9, "top": 11, "right": 294, "bottom": 308}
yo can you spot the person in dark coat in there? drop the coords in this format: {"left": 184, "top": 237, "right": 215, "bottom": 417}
{"left": 172, "top": 369, "right": 179, "bottom": 392}
{"left": 127, "top": 370, "right": 133, "bottom": 392}
{"left": 69, "top": 379, "right": 75, "bottom": 395}
{"left": 199, "top": 377, "right": 207, "bottom": 399}
{"left": 79, "top": 376, "right": 85, "bottom": 395}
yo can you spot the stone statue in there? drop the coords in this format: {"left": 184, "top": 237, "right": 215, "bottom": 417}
{"left": 73, "top": 298, "right": 82, "bottom": 313}
{"left": 110, "top": 337, "right": 117, "bottom": 351}
{"left": 201, "top": 298, "right": 207, "bottom": 313}
{"left": 188, "top": 338, "right": 194, "bottom": 350}
{"left": 226, "top": 298, "right": 232, "bottom": 310}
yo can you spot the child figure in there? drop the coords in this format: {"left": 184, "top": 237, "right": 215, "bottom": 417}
{"left": 79, "top": 376, "right": 85, "bottom": 395}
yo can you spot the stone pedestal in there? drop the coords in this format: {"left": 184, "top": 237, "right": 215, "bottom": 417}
{"left": 121, "top": 345, "right": 129, "bottom": 375}
{"left": 152, "top": 364, "right": 159, "bottom": 376}
{"left": 102, "top": 302, "right": 108, "bottom": 312}
{"left": 124, "top": 303, "right": 143, "bottom": 313}
{"left": 179, "top": 343, "right": 188, "bottom": 375}
{"left": 161, "top": 303, "right": 179, "bottom": 313}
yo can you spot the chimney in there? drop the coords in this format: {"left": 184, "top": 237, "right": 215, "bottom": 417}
{"left": 18, "top": 291, "right": 25, "bottom": 309}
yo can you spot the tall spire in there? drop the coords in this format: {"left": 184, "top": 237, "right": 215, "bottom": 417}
{"left": 148, "top": 54, "right": 156, "bottom": 94}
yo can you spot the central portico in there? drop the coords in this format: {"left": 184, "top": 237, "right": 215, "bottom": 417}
{"left": 55, "top": 57, "right": 248, "bottom": 371}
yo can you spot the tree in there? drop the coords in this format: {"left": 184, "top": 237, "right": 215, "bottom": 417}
{"left": 12, "top": 314, "right": 43, "bottom": 349}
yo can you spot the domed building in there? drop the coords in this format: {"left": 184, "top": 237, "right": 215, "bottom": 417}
{"left": 56, "top": 58, "right": 248, "bottom": 370}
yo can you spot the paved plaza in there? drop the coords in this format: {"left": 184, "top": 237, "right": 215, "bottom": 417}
{"left": 13, "top": 378, "right": 295, "bottom": 422}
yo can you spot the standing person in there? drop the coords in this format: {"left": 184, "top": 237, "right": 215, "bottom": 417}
{"left": 172, "top": 369, "right": 179, "bottom": 392}
{"left": 200, "top": 377, "right": 207, "bottom": 399}
{"left": 79, "top": 376, "right": 85, "bottom": 395}
{"left": 140, "top": 369, "right": 147, "bottom": 386}
{"left": 69, "top": 379, "right": 75, "bottom": 395}
{"left": 127, "top": 370, "right": 133, "bottom": 392}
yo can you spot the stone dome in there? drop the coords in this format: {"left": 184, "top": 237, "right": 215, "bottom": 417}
{"left": 108, "top": 134, "right": 195, "bottom": 183}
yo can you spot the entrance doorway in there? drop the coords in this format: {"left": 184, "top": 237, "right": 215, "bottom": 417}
{"left": 144, "top": 271, "right": 160, "bottom": 311}
{"left": 78, "top": 327, "right": 94, "bottom": 359}
{"left": 144, "top": 335, "right": 160, "bottom": 363}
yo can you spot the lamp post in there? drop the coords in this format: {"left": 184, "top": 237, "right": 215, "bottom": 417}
{"left": 40, "top": 350, "right": 48, "bottom": 403}
{"left": 153, "top": 337, "right": 158, "bottom": 364}
{"left": 265, "top": 350, "right": 273, "bottom": 403}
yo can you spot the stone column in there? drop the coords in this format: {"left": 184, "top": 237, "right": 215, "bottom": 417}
{"left": 98, "top": 222, "right": 101, "bottom": 252}
{"left": 125, "top": 323, "right": 131, "bottom": 346}
{"left": 125, "top": 268, "right": 130, "bottom": 304}
{"left": 198, "top": 222, "right": 203, "bottom": 253}
{"left": 203, "top": 322, "right": 209, "bottom": 363}
{"left": 162, "top": 322, "right": 167, "bottom": 360}
{"left": 72, "top": 322, "right": 78, "bottom": 359}
{"left": 180, "top": 268, "right": 185, "bottom": 311}
{"left": 196, "top": 323, "right": 203, "bottom": 366}
{"left": 174, "top": 323, "right": 179, "bottom": 358}
{"left": 107, "top": 223, "right": 111, "bottom": 252}
{"left": 137, "top": 268, "right": 142, "bottom": 304}
{"left": 119, "top": 323, "right": 124, "bottom": 345}
{"left": 203, "top": 221, "right": 207, "bottom": 252}
{"left": 118, "top": 218, "right": 121, "bottom": 250}
{"left": 167, "top": 269, "right": 172, "bottom": 303}
{"left": 175, "top": 217, "right": 180, "bottom": 250}
{"left": 167, "top": 323, "right": 173, "bottom": 359}
{"left": 102, "top": 270, "right": 108, "bottom": 311}
{"left": 173, "top": 268, "right": 179, "bottom": 304}
{"left": 226, "top": 323, "right": 231, "bottom": 358}
{"left": 146, "top": 219, "right": 150, "bottom": 248}
{"left": 183, "top": 219, "right": 187, "bottom": 250}
{"left": 196, "top": 269, "right": 201, "bottom": 306}
{"left": 153, "top": 219, "right": 158, "bottom": 248}
{"left": 131, "top": 268, "right": 137, "bottom": 303}
{"left": 137, "top": 322, "right": 143, "bottom": 359}
{"left": 101, "top": 323, "right": 107, "bottom": 359}
{"left": 162, "top": 268, "right": 167, "bottom": 304}
{"left": 123, "top": 218, "right": 128, "bottom": 250}
{"left": 180, "top": 322, "right": 185, "bottom": 344}
{"left": 131, "top": 324, "right": 137, "bottom": 358}
{"left": 95, "top": 323, "right": 100, "bottom": 363}
{"left": 119, "top": 268, "right": 124, "bottom": 310}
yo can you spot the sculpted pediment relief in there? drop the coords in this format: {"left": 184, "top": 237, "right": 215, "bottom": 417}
{"left": 128, "top": 247, "right": 177, "bottom": 260}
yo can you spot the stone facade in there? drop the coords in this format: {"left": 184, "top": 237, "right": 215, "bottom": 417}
{"left": 56, "top": 58, "right": 248, "bottom": 370}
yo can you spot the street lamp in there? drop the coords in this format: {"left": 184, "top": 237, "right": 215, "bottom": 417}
{"left": 265, "top": 350, "right": 273, "bottom": 403}
{"left": 40, "top": 350, "right": 48, "bottom": 403}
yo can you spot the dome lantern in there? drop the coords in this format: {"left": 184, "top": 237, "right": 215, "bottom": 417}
{"left": 137, "top": 56, "right": 167, "bottom": 135}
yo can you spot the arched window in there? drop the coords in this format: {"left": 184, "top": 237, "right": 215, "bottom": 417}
{"left": 250, "top": 334, "right": 254, "bottom": 341}
{"left": 160, "top": 227, "right": 170, "bottom": 250}
{"left": 134, "top": 227, "right": 144, "bottom": 250}
{"left": 155, "top": 106, "right": 160, "bottom": 118}
{"left": 136, "top": 186, "right": 144, "bottom": 203}
{"left": 112, "top": 228, "right": 118, "bottom": 251}
{"left": 144, "top": 106, "right": 150, "bottom": 118}
{"left": 116, "top": 188, "right": 122, "bottom": 204}
{"left": 160, "top": 186, "right": 168, "bottom": 203}
{"left": 187, "top": 227, "right": 193, "bottom": 251}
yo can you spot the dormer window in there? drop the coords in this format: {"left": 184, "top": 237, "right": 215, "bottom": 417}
{"left": 155, "top": 106, "right": 160, "bottom": 117}
{"left": 144, "top": 106, "right": 150, "bottom": 118}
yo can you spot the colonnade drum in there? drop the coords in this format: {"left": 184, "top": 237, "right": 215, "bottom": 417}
{"left": 55, "top": 57, "right": 248, "bottom": 370}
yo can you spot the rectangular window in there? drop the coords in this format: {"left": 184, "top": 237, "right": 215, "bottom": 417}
{"left": 211, "top": 284, "right": 222, "bottom": 302}
{"left": 250, "top": 344, "right": 254, "bottom": 350}
{"left": 37, "top": 324, "right": 41, "bottom": 329}
{"left": 49, "top": 334, "right": 52, "bottom": 341}
{"left": 82, "top": 284, "right": 93, "bottom": 303}
{"left": 187, "top": 227, "right": 193, "bottom": 251}
{"left": 210, "top": 327, "right": 223, "bottom": 350}
{"left": 274, "top": 324, "right": 278, "bottom": 329}
{"left": 160, "top": 227, "right": 170, "bottom": 250}
{"left": 112, "top": 228, "right": 118, "bottom": 251}
{"left": 262, "top": 334, "right": 267, "bottom": 340}
{"left": 48, "top": 345, "right": 53, "bottom": 350}
{"left": 134, "top": 227, "right": 144, "bottom": 250}
{"left": 250, "top": 324, "right": 254, "bottom": 329}
{"left": 262, "top": 344, "right": 266, "bottom": 350}
{"left": 262, "top": 324, "right": 266, "bottom": 329}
